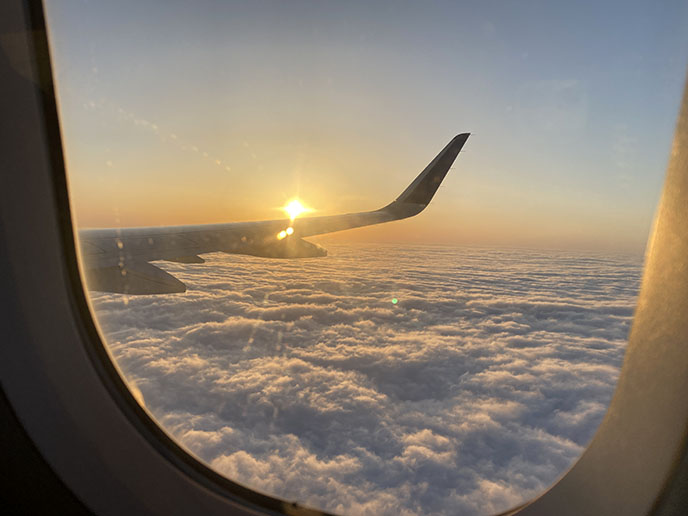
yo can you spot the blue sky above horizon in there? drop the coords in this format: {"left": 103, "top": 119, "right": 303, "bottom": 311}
{"left": 46, "top": 0, "right": 688, "bottom": 251}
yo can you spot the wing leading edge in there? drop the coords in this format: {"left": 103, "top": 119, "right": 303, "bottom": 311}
{"left": 80, "top": 134, "right": 469, "bottom": 294}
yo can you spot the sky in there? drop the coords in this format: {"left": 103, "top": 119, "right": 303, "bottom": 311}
{"left": 45, "top": 0, "right": 688, "bottom": 252}
{"left": 91, "top": 246, "right": 642, "bottom": 515}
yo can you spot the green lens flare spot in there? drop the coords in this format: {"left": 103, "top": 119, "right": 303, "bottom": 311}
{"left": 392, "top": 298, "right": 398, "bottom": 304}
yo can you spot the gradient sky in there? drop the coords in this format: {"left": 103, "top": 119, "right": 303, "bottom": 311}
{"left": 46, "top": 0, "right": 688, "bottom": 251}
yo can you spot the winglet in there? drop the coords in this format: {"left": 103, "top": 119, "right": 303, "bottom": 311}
{"left": 381, "top": 133, "right": 469, "bottom": 218}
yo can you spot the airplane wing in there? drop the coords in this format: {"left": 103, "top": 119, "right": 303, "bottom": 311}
{"left": 80, "top": 133, "right": 469, "bottom": 294}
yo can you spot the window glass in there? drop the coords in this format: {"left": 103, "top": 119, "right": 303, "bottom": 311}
{"left": 46, "top": 1, "right": 688, "bottom": 514}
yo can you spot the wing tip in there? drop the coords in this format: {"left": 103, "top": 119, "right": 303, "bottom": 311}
{"left": 451, "top": 132, "right": 471, "bottom": 147}
{"left": 385, "top": 132, "right": 470, "bottom": 213}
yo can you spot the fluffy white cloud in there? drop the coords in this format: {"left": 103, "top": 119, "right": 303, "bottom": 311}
{"left": 90, "top": 244, "right": 642, "bottom": 515}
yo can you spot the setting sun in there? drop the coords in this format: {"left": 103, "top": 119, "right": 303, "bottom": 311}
{"left": 283, "top": 199, "right": 310, "bottom": 222}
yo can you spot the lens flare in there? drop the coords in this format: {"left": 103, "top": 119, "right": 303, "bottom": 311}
{"left": 277, "top": 227, "right": 294, "bottom": 240}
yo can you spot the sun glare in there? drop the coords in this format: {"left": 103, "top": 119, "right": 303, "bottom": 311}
{"left": 283, "top": 199, "right": 310, "bottom": 221}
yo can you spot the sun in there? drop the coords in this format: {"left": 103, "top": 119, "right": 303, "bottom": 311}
{"left": 283, "top": 199, "right": 310, "bottom": 221}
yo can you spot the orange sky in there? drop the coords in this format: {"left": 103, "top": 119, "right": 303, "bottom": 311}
{"left": 47, "top": 1, "right": 688, "bottom": 253}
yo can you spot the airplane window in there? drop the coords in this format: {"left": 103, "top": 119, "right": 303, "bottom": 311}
{"left": 44, "top": 1, "right": 688, "bottom": 515}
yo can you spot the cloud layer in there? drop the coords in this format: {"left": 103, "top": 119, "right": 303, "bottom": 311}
{"left": 90, "top": 244, "right": 642, "bottom": 515}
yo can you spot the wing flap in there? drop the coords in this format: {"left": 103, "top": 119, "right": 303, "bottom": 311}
{"left": 85, "top": 261, "right": 186, "bottom": 294}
